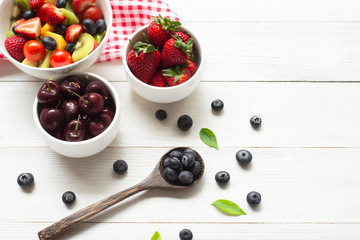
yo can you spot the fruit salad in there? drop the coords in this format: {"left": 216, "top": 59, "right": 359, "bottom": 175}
{"left": 126, "top": 15, "right": 197, "bottom": 87}
{"left": 5, "top": 0, "right": 106, "bottom": 68}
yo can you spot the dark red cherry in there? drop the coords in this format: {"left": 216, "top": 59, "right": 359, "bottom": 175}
{"left": 37, "top": 80, "right": 62, "bottom": 107}
{"left": 88, "top": 112, "right": 112, "bottom": 137}
{"left": 60, "top": 100, "right": 79, "bottom": 122}
{"left": 102, "top": 105, "right": 115, "bottom": 120}
{"left": 50, "top": 128, "right": 65, "bottom": 140}
{"left": 60, "top": 76, "right": 83, "bottom": 99}
{"left": 78, "top": 92, "right": 104, "bottom": 116}
{"left": 39, "top": 108, "right": 64, "bottom": 132}
{"left": 85, "top": 81, "right": 109, "bottom": 98}
{"left": 64, "top": 116, "right": 86, "bottom": 141}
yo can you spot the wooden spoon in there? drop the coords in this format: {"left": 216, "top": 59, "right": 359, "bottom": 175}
{"left": 38, "top": 147, "right": 205, "bottom": 240}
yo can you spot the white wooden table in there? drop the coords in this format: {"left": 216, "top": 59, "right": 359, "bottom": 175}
{"left": 1, "top": 0, "right": 360, "bottom": 239}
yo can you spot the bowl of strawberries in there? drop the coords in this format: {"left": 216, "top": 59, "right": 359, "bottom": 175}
{"left": 0, "top": 0, "right": 112, "bottom": 79}
{"left": 123, "top": 15, "right": 203, "bottom": 103}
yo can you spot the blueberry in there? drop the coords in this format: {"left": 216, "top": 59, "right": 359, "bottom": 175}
{"left": 178, "top": 171, "right": 194, "bottom": 185}
{"left": 168, "top": 157, "right": 183, "bottom": 171}
{"left": 236, "top": 150, "right": 252, "bottom": 165}
{"left": 113, "top": 160, "right": 128, "bottom": 174}
{"left": 17, "top": 173, "right": 34, "bottom": 188}
{"left": 247, "top": 191, "right": 261, "bottom": 205}
{"left": 23, "top": 10, "right": 36, "bottom": 20}
{"left": 55, "top": 24, "right": 68, "bottom": 38}
{"left": 164, "top": 167, "right": 178, "bottom": 182}
{"left": 95, "top": 19, "right": 107, "bottom": 34}
{"left": 155, "top": 109, "right": 167, "bottom": 120}
{"left": 190, "top": 161, "right": 201, "bottom": 176}
{"left": 215, "top": 171, "right": 230, "bottom": 184}
{"left": 82, "top": 18, "right": 97, "bottom": 35}
{"left": 183, "top": 148, "right": 196, "bottom": 158}
{"left": 169, "top": 150, "right": 183, "bottom": 159}
{"left": 211, "top": 99, "right": 224, "bottom": 111}
{"left": 179, "top": 229, "right": 193, "bottom": 240}
{"left": 163, "top": 157, "right": 172, "bottom": 168}
{"left": 177, "top": 115, "right": 193, "bottom": 131}
{"left": 65, "top": 43, "right": 76, "bottom": 55}
{"left": 56, "top": 0, "right": 67, "bottom": 8}
{"left": 181, "top": 153, "right": 195, "bottom": 169}
{"left": 62, "top": 191, "right": 76, "bottom": 204}
{"left": 12, "top": 25, "right": 17, "bottom": 33}
{"left": 42, "top": 36, "right": 57, "bottom": 51}
{"left": 250, "top": 115, "right": 262, "bottom": 129}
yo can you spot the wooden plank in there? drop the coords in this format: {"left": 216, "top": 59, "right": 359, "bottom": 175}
{"left": 0, "top": 81, "right": 359, "bottom": 147}
{"left": 1, "top": 147, "right": 360, "bottom": 223}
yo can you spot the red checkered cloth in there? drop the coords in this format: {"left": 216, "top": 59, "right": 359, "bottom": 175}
{"left": 0, "top": 0, "right": 179, "bottom": 62}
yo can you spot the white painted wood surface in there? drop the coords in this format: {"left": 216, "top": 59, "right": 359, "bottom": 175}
{"left": 1, "top": 0, "right": 360, "bottom": 239}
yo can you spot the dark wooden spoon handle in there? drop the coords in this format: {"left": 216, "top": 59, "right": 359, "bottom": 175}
{"left": 38, "top": 183, "right": 147, "bottom": 240}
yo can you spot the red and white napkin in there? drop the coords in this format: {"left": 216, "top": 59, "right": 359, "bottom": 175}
{"left": 0, "top": 0, "right": 179, "bottom": 62}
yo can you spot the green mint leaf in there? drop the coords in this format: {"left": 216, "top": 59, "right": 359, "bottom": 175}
{"left": 199, "top": 128, "right": 219, "bottom": 150}
{"left": 151, "top": 231, "right": 161, "bottom": 240}
{"left": 211, "top": 199, "right": 247, "bottom": 216}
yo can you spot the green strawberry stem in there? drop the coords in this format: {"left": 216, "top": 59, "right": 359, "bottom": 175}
{"left": 75, "top": 114, "right": 81, "bottom": 133}
{"left": 162, "top": 65, "right": 187, "bottom": 84}
{"left": 68, "top": 90, "right": 88, "bottom": 105}
{"left": 173, "top": 35, "right": 193, "bottom": 56}
{"left": 151, "top": 14, "right": 181, "bottom": 31}
{"left": 129, "top": 36, "right": 157, "bottom": 57}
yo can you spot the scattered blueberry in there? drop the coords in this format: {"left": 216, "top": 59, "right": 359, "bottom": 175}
{"left": 62, "top": 191, "right": 76, "bottom": 204}
{"left": 65, "top": 43, "right": 76, "bottom": 55}
{"left": 178, "top": 171, "right": 194, "bottom": 185}
{"left": 211, "top": 99, "right": 224, "bottom": 111}
{"left": 55, "top": 24, "right": 68, "bottom": 38}
{"left": 236, "top": 149, "right": 252, "bottom": 165}
{"left": 155, "top": 109, "right": 167, "bottom": 120}
{"left": 113, "top": 160, "right": 128, "bottom": 175}
{"left": 181, "top": 153, "right": 195, "bottom": 169}
{"left": 17, "top": 173, "right": 34, "bottom": 188}
{"left": 179, "top": 229, "right": 193, "bottom": 240}
{"left": 82, "top": 18, "right": 97, "bottom": 35}
{"left": 190, "top": 161, "right": 201, "bottom": 176}
{"left": 183, "top": 148, "right": 196, "bottom": 158}
{"left": 42, "top": 36, "right": 57, "bottom": 51}
{"left": 169, "top": 150, "right": 183, "bottom": 159}
{"left": 215, "top": 171, "right": 230, "bottom": 184}
{"left": 164, "top": 167, "right": 178, "bottom": 182}
{"left": 56, "top": 0, "right": 67, "bottom": 8}
{"left": 177, "top": 115, "right": 193, "bottom": 131}
{"left": 95, "top": 19, "right": 107, "bottom": 34}
{"left": 23, "top": 10, "right": 36, "bottom": 20}
{"left": 250, "top": 115, "right": 262, "bottom": 129}
{"left": 247, "top": 191, "right": 261, "bottom": 205}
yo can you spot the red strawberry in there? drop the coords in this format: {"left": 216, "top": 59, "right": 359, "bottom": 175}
{"left": 30, "top": 0, "right": 45, "bottom": 9}
{"left": 44, "top": 4, "right": 65, "bottom": 25}
{"left": 174, "top": 31, "right": 190, "bottom": 43}
{"left": 65, "top": 24, "right": 84, "bottom": 43}
{"left": 36, "top": 2, "right": 52, "bottom": 22}
{"left": 14, "top": 17, "right": 41, "bottom": 39}
{"left": 161, "top": 35, "right": 193, "bottom": 68}
{"left": 149, "top": 71, "right": 166, "bottom": 87}
{"left": 4, "top": 36, "right": 27, "bottom": 62}
{"left": 147, "top": 15, "right": 181, "bottom": 48}
{"left": 163, "top": 65, "right": 191, "bottom": 87}
{"left": 185, "top": 60, "right": 197, "bottom": 76}
{"left": 72, "top": 0, "right": 96, "bottom": 15}
{"left": 126, "top": 38, "right": 161, "bottom": 84}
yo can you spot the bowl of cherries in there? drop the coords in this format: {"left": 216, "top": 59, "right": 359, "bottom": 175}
{"left": 33, "top": 72, "right": 120, "bottom": 158}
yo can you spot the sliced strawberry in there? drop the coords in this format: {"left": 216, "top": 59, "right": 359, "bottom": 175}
{"left": 44, "top": 4, "right": 65, "bottom": 25}
{"left": 4, "top": 35, "right": 27, "bottom": 62}
{"left": 30, "top": 0, "right": 45, "bottom": 9}
{"left": 65, "top": 24, "right": 84, "bottom": 43}
{"left": 36, "top": 2, "right": 52, "bottom": 22}
{"left": 72, "top": 0, "right": 96, "bottom": 15}
{"left": 14, "top": 17, "right": 41, "bottom": 39}
{"left": 149, "top": 71, "right": 166, "bottom": 87}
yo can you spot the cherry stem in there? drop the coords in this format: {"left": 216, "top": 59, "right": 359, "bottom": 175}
{"left": 67, "top": 90, "right": 88, "bottom": 104}
{"left": 69, "top": 82, "right": 81, "bottom": 89}
{"left": 46, "top": 79, "right": 52, "bottom": 92}
{"left": 55, "top": 99, "right": 62, "bottom": 109}
{"left": 75, "top": 114, "right": 81, "bottom": 132}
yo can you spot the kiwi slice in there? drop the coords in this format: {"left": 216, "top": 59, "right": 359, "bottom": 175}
{"left": 94, "top": 31, "right": 106, "bottom": 44}
{"left": 60, "top": 8, "right": 79, "bottom": 25}
{"left": 65, "top": 0, "right": 72, "bottom": 10}
{"left": 72, "top": 33, "right": 95, "bottom": 62}
{"left": 39, "top": 50, "right": 53, "bottom": 68}
{"left": 14, "top": 0, "right": 30, "bottom": 11}
{"left": 6, "top": 30, "right": 16, "bottom": 38}
{"left": 11, "top": 5, "right": 21, "bottom": 20}
{"left": 22, "top": 58, "right": 38, "bottom": 67}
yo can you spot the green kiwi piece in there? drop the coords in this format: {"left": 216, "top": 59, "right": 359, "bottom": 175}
{"left": 65, "top": 0, "right": 72, "bottom": 10}
{"left": 6, "top": 30, "right": 16, "bottom": 38}
{"left": 14, "top": 0, "right": 30, "bottom": 11}
{"left": 39, "top": 50, "right": 53, "bottom": 68}
{"left": 72, "top": 33, "right": 95, "bottom": 62}
{"left": 11, "top": 5, "right": 21, "bottom": 20}
{"left": 60, "top": 8, "right": 79, "bottom": 25}
{"left": 93, "top": 31, "right": 106, "bottom": 44}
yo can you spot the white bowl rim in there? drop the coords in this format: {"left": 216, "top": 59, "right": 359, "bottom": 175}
{"left": 33, "top": 72, "right": 120, "bottom": 146}
{"left": 122, "top": 24, "right": 204, "bottom": 91}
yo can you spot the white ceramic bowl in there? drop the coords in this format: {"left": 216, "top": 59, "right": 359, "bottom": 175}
{"left": 33, "top": 72, "right": 120, "bottom": 158}
{"left": 0, "top": 0, "right": 112, "bottom": 79}
{"left": 122, "top": 24, "right": 203, "bottom": 103}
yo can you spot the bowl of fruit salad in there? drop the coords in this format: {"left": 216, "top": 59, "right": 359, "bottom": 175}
{"left": 123, "top": 15, "right": 203, "bottom": 103}
{"left": 33, "top": 72, "right": 120, "bottom": 158}
{"left": 0, "top": 0, "right": 112, "bottom": 79}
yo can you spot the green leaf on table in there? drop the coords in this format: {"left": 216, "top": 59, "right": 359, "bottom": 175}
{"left": 199, "top": 128, "right": 219, "bottom": 150}
{"left": 151, "top": 231, "right": 162, "bottom": 240}
{"left": 211, "top": 199, "right": 247, "bottom": 216}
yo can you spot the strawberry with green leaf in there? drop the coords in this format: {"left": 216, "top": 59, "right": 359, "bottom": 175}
{"left": 149, "top": 71, "right": 166, "bottom": 87}
{"left": 162, "top": 63, "right": 192, "bottom": 87}
{"left": 126, "top": 34, "right": 161, "bottom": 84}
{"left": 147, "top": 15, "right": 181, "bottom": 48}
{"left": 161, "top": 35, "right": 193, "bottom": 68}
